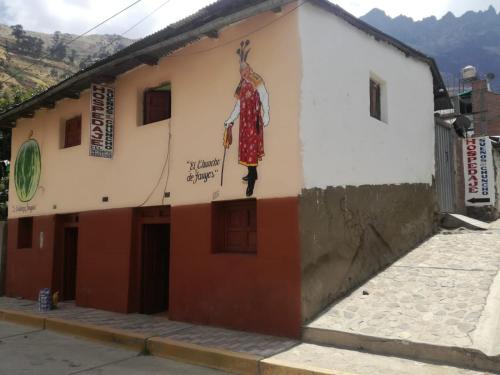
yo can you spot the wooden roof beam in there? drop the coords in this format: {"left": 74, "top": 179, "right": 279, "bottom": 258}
{"left": 204, "top": 30, "right": 219, "bottom": 39}
{"left": 93, "top": 74, "right": 116, "bottom": 84}
{"left": 0, "top": 120, "right": 16, "bottom": 128}
{"left": 136, "top": 54, "right": 159, "bottom": 66}
{"left": 66, "top": 91, "right": 80, "bottom": 100}
{"left": 21, "top": 112, "right": 35, "bottom": 118}
{"left": 41, "top": 101, "right": 56, "bottom": 109}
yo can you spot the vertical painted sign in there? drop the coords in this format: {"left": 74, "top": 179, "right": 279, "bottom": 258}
{"left": 90, "top": 84, "right": 114, "bottom": 159}
{"left": 463, "top": 137, "right": 496, "bottom": 206}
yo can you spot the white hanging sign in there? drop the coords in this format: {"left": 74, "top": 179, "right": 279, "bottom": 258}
{"left": 89, "top": 84, "right": 114, "bottom": 159}
{"left": 463, "top": 137, "right": 496, "bottom": 206}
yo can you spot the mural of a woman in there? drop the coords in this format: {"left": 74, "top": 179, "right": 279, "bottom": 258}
{"left": 224, "top": 40, "right": 270, "bottom": 197}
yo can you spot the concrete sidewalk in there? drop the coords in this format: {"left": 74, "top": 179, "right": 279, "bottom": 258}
{"left": 305, "top": 224, "right": 500, "bottom": 373}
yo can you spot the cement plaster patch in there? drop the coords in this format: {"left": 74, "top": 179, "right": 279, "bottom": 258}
{"left": 300, "top": 183, "right": 437, "bottom": 323}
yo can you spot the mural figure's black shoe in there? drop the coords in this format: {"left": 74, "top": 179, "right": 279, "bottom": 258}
{"left": 243, "top": 167, "right": 258, "bottom": 182}
{"left": 246, "top": 179, "right": 256, "bottom": 196}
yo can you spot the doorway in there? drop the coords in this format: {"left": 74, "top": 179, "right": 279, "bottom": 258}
{"left": 62, "top": 227, "right": 78, "bottom": 301}
{"left": 140, "top": 224, "right": 170, "bottom": 314}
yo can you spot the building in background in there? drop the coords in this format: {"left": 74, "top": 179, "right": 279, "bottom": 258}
{"left": 0, "top": 0, "right": 450, "bottom": 338}
{"left": 441, "top": 66, "right": 500, "bottom": 221}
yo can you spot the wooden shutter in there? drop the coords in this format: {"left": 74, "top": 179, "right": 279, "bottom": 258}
{"left": 144, "top": 90, "right": 171, "bottom": 125}
{"left": 213, "top": 200, "right": 257, "bottom": 254}
{"left": 64, "top": 116, "right": 82, "bottom": 148}
{"left": 370, "top": 79, "right": 381, "bottom": 120}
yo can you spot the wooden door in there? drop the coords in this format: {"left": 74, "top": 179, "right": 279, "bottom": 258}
{"left": 62, "top": 227, "right": 78, "bottom": 301}
{"left": 141, "top": 224, "right": 170, "bottom": 314}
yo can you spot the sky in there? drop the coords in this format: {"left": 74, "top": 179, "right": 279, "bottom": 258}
{"left": 0, "top": 0, "right": 499, "bottom": 40}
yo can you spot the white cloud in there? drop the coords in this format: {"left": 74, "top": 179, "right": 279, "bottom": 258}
{"left": 0, "top": 0, "right": 215, "bottom": 39}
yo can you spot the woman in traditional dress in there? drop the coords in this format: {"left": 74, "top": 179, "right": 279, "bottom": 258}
{"left": 224, "top": 40, "right": 270, "bottom": 197}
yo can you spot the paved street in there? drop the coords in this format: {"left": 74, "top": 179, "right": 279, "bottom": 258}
{"left": 307, "top": 224, "right": 500, "bottom": 357}
{"left": 0, "top": 320, "right": 230, "bottom": 375}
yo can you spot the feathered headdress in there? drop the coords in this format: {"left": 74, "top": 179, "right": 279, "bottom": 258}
{"left": 236, "top": 40, "right": 251, "bottom": 63}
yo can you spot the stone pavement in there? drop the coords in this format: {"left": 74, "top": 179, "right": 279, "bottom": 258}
{"left": 0, "top": 297, "right": 297, "bottom": 358}
{"left": 305, "top": 223, "right": 500, "bottom": 371}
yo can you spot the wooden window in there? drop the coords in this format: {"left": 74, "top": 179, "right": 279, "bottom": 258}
{"left": 213, "top": 200, "right": 257, "bottom": 254}
{"left": 18, "top": 217, "right": 33, "bottom": 249}
{"left": 370, "top": 79, "right": 382, "bottom": 121}
{"left": 143, "top": 83, "right": 171, "bottom": 125}
{"left": 64, "top": 115, "right": 82, "bottom": 148}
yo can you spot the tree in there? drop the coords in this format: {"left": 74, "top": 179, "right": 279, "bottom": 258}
{"left": 49, "top": 31, "right": 67, "bottom": 60}
{"left": 9, "top": 24, "right": 44, "bottom": 58}
{"left": 68, "top": 49, "right": 77, "bottom": 64}
{"left": 10, "top": 24, "right": 25, "bottom": 40}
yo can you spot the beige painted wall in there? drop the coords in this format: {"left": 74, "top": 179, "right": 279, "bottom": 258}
{"left": 9, "top": 5, "right": 302, "bottom": 218}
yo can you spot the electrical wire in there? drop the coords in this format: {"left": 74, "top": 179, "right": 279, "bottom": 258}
{"left": 122, "top": 0, "right": 173, "bottom": 37}
{"left": 0, "top": 0, "right": 145, "bottom": 86}
{"left": 86, "top": 0, "right": 173, "bottom": 68}
{"left": 138, "top": 121, "right": 172, "bottom": 207}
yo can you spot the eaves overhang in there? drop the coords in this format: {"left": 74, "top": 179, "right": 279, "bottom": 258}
{"left": 0, "top": 0, "right": 295, "bottom": 128}
{"left": 0, "top": 0, "right": 452, "bottom": 128}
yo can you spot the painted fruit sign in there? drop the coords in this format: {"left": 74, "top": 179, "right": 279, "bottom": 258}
{"left": 14, "top": 138, "right": 41, "bottom": 202}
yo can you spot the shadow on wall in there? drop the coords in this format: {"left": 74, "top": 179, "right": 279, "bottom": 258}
{"left": 300, "top": 183, "right": 438, "bottom": 323}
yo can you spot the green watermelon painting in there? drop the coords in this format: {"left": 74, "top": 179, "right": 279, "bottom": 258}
{"left": 14, "top": 138, "right": 41, "bottom": 202}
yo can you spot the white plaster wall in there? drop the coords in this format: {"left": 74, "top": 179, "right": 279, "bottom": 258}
{"left": 298, "top": 3, "right": 435, "bottom": 188}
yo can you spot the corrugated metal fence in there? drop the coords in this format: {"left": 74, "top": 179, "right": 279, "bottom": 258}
{"left": 435, "top": 121, "right": 456, "bottom": 213}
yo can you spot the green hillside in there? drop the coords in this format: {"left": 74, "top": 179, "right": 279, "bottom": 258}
{"left": 0, "top": 23, "right": 135, "bottom": 94}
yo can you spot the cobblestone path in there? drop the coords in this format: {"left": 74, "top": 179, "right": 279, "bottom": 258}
{"left": 308, "top": 226, "right": 500, "bottom": 352}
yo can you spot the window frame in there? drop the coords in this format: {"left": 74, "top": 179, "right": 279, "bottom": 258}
{"left": 212, "top": 199, "right": 257, "bottom": 255}
{"left": 63, "top": 115, "right": 82, "bottom": 148}
{"left": 142, "top": 83, "right": 172, "bottom": 126}
{"left": 370, "top": 78, "right": 382, "bottom": 121}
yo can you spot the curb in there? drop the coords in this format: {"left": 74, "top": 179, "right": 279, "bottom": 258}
{"left": 1, "top": 309, "right": 45, "bottom": 329}
{"left": 45, "top": 317, "right": 148, "bottom": 352}
{"left": 0, "top": 308, "right": 352, "bottom": 375}
{"left": 303, "top": 326, "right": 500, "bottom": 374}
{"left": 260, "top": 358, "right": 353, "bottom": 375}
{"left": 147, "top": 337, "right": 261, "bottom": 375}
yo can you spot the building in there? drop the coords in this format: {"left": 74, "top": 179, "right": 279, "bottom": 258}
{"left": 442, "top": 70, "right": 500, "bottom": 220}
{"left": 0, "top": 0, "right": 450, "bottom": 338}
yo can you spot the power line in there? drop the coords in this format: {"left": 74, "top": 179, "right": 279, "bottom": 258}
{"left": 83, "top": 0, "right": 173, "bottom": 68}
{"left": 122, "top": 0, "right": 172, "bottom": 37}
{"left": 65, "top": 0, "right": 144, "bottom": 46}
{"left": 0, "top": 0, "right": 145, "bottom": 86}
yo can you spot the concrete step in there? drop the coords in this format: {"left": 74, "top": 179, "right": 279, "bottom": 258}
{"left": 272, "top": 342, "right": 493, "bottom": 375}
{"left": 441, "top": 214, "right": 490, "bottom": 230}
{"left": 303, "top": 327, "right": 500, "bottom": 374}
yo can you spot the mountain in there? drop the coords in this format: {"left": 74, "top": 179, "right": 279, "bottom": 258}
{"left": 360, "top": 6, "right": 500, "bottom": 92}
{"left": 0, "top": 24, "right": 134, "bottom": 94}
